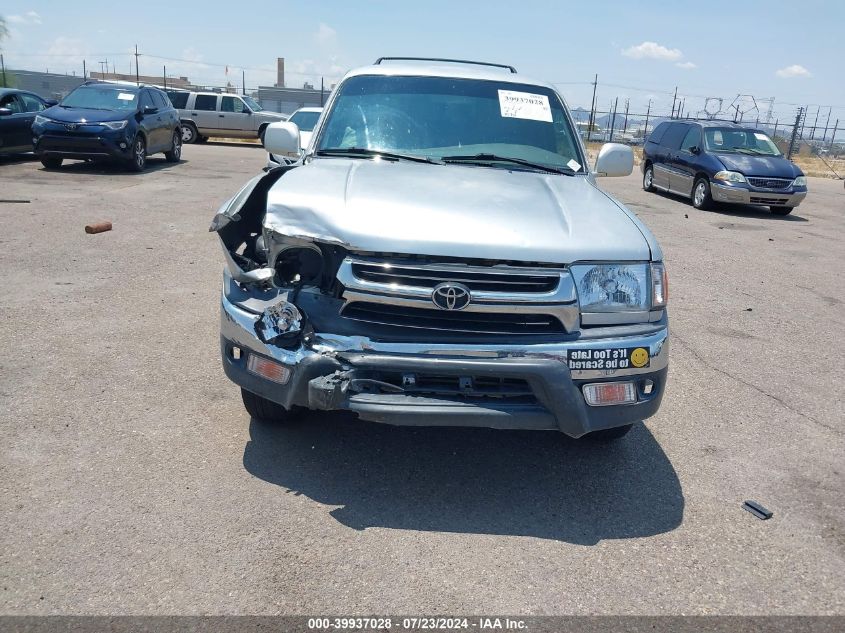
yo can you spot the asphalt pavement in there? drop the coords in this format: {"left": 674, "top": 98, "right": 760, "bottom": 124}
{"left": 0, "top": 144, "right": 842, "bottom": 615}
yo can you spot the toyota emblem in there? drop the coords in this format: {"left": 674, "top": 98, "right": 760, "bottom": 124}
{"left": 431, "top": 282, "right": 471, "bottom": 310}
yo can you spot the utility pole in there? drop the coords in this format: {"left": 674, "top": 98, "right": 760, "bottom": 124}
{"left": 670, "top": 86, "right": 678, "bottom": 118}
{"left": 242, "top": 69, "right": 246, "bottom": 95}
{"left": 822, "top": 107, "right": 832, "bottom": 142}
{"left": 799, "top": 105, "right": 808, "bottom": 139}
{"left": 83, "top": 59, "right": 86, "bottom": 80}
{"left": 810, "top": 105, "right": 820, "bottom": 140}
{"left": 1, "top": 54, "right": 6, "bottom": 88}
{"left": 609, "top": 97, "right": 618, "bottom": 143}
{"left": 134, "top": 45, "right": 140, "bottom": 85}
{"left": 163, "top": 65, "right": 166, "bottom": 90}
{"left": 829, "top": 120, "right": 839, "bottom": 151}
{"left": 587, "top": 73, "right": 598, "bottom": 142}
{"left": 320, "top": 77, "right": 325, "bottom": 106}
{"left": 788, "top": 107, "right": 804, "bottom": 159}
{"left": 679, "top": 98, "right": 685, "bottom": 119}
{"left": 773, "top": 119, "right": 779, "bottom": 139}
{"left": 733, "top": 105, "right": 740, "bottom": 123}
{"left": 643, "top": 99, "right": 652, "bottom": 138}
{"left": 622, "top": 99, "right": 629, "bottom": 134}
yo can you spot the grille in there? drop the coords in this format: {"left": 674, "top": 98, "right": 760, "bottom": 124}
{"left": 747, "top": 177, "right": 792, "bottom": 190}
{"left": 750, "top": 196, "right": 790, "bottom": 204}
{"left": 350, "top": 261, "right": 559, "bottom": 293}
{"left": 362, "top": 372, "right": 535, "bottom": 401}
{"left": 341, "top": 302, "right": 566, "bottom": 335}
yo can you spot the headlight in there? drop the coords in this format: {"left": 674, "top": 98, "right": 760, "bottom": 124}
{"left": 274, "top": 245, "right": 324, "bottom": 286}
{"left": 571, "top": 264, "right": 649, "bottom": 312}
{"left": 713, "top": 170, "right": 746, "bottom": 183}
{"left": 100, "top": 120, "right": 128, "bottom": 130}
{"left": 34, "top": 114, "right": 51, "bottom": 125}
{"left": 572, "top": 263, "right": 668, "bottom": 315}
{"left": 792, "top": 176, "right": 807, "bottom": 187}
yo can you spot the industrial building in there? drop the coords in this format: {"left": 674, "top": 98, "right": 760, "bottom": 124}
{"left": 257, "top": 57, "right": 332, "bottom": 115}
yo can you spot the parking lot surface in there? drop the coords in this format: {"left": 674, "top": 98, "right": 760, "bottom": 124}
{"left": 1, "top": 144, "right": 843, "bottom": 614}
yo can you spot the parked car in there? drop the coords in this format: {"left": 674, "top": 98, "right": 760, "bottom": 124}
{"left": 266, "top": 106, "right": 323, "bottom": 169}
{"left": 0, "top": 88, "right": 57, "bottom": 156}
{"left": 212, "top": 57, "right": 669, "bottom": 442}
{"left": 165, "top": 90, "right": 287, "bottom": 144}
{"left": 31, "top": 82, "right": 182, "bottom": 171}
{"left": 642, "top": 120, "right": 807, "bottom": 215}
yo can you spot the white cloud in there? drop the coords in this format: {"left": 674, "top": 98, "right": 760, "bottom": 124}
{"left": 45, "top": 36, "right": 87, "bottom": 58}
{"left": 775, "top": 64, "right": 811, "bottom": 78}
{"left": 622, "top": 41, "right": 683, "bottom": 61}
{"left": 7, "top": 11, "right": 42, "bottom": 25}
{"left": 675, "top": 61, "right": 697, "bottom": 70}
{"left": 315, "top": 23, "right": 337, "bottom": 47}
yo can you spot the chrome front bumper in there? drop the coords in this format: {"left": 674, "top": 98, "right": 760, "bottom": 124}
{"left": 220, "top": 292, "right": 669, "bottom": 436}
{"left": 711, "top": 182, "right": 807, "bottom": 207}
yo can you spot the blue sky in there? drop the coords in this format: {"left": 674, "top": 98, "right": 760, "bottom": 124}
{"left": 3, "top": 0, "right": 843, "bottom": 125}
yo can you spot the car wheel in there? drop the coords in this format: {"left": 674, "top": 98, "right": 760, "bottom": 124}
{"left": 582, "top": 423, "right": 635, "bottom": 442}
{"left": 259, "top": 126, "right": 267, "bottom": 146}
{"left": 692, "top": 177, "right": 713, "bottom": 210}
{"left": 770, "top": 205, "right": 793, "bottom": 216}
{"left": 180, "top": 123, "right": 198, "bottom": 144}
{"left": 241, "top": 388, "right": 298, "bottom": 423}
{"left": 128, "top": 136, "right": 146, "bottom": 172}
{"left": 164, "top": 131, "right": 182, "bottom": 163}
{"left": 40, "top": 157, "right": 62, "bottom": 169}
{"left": 643, "top": 164, "right": 655, "bottom": 192}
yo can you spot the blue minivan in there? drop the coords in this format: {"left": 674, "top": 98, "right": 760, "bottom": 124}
{"left": 641, "top": 120, "right": 807, "bottom": 215}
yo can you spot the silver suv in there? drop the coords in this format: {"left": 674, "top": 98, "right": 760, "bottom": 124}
{"left": 212, "top": 58, "right": 669, "bottom": 441}
{"left": 166, "top": 90, "right": 286, "bottom": 144}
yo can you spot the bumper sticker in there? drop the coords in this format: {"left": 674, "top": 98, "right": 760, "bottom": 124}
{"left": 567, "top": 347, "right": 650, "bottom": 370}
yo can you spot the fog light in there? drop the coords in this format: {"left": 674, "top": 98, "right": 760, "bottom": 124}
{"left": 641, "top": 379, "right": 654, "bottom": 395}
{"left": 246, "top": 354, "right": 291, "bottom": 384}
{"left": 230, "top": 345, "right": 242, "bottom": 360}
{"left": 583, "top": 382, "right": 637, "bottom": 406}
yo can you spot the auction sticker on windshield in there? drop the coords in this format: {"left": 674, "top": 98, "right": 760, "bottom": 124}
{"left": 498, "top": 90, "right": 553, "bottom": 122}
{"left": 567, "top": 347, "right": 650, "bottom": 370}
{"left": 117, "top": 93, "right": 136, "bottom": 101}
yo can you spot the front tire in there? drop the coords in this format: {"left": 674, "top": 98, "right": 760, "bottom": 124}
{"left": 692, "top": 177, "right": 713, "bottom": 210}
{"left": 241, "top": 388, "right": 296, "bottom": 424}
{"left": 164, "top": 131, "right": 182, "bottom": 163}
{"left": 770, "top": 205, "right": 793, "bottom": 216}
{"left": 259, "top": 125, "right": 268, "bottom": 146}
{"left": 643, "top": 164, "right": 655, "bottom": 192}
{"left": 582, "top": 423, "right": 635, "bottom": 442}
{"left": 127, "top": 136, "right": 146, "bottom": 172}
{"left": 180, "top": 123, "right": 198, "bottom": 144}
{"left": 40, "top": 157, "right": 62, "bottom": 169}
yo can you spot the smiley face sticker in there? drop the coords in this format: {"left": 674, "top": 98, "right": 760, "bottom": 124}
{"left": 630, "top": 347, "right": 650, "bottom": 368}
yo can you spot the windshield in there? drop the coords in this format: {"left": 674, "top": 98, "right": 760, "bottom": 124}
{"left": 61, "top": 86, "right": 139, "bottom": 111}
{"left": 703, "top": 127, "right": 781, "bottom": 156}
{"left": 242, "top": 95, "right": 263, "bottom": 111}
{"left": 316, "top": 75, "right": 584, "bottom": 172}
{"left": 290, "top": 110, "right": 321, "bottom": 131}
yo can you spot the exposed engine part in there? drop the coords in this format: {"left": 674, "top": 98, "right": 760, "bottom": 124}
{"left": 255, "top": 300, "right": 304, "bottom": 346}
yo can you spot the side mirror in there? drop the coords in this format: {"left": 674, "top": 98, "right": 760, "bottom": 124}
{"left": 689, "top": 145, "right": 701, "bottom": 155}
{"left": 142, "top": 105, "right": 158, "bottom": 115}
{"left": 45, "top": 99, "right": 59, "bottom": 107}
{"left": 263, "top": 121, "right": 301, "bottom": 156}
{"left": 594, "top": 142, "right": 634, "bottom": 177}
{"left": 0, "top": 108, "right": 12, "bottom": 117}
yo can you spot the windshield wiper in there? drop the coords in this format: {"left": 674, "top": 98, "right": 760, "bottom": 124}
{"left": 440, "top": 153, "right": 575, "bottom": 175}
{"left": 315, "top": 147, "right": 441, "bottom": 164}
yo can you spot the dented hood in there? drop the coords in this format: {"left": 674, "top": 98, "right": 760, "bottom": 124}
{"left": 264, "top": 158, "right": 651, "bottom": 263}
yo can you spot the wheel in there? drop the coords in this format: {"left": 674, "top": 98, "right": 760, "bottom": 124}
{"left": 180, "top": 123, "right": 198, "bottom": 144}
{"left": 259, "top": 126, "right": 267, "bottom": 146}
{"left": 770, "top": 205, "right": 793, "bottom": 216}
{"left": 127, "top": 136, "right": 146, "bottom": 172}
{"left": 692, "top": 177, "right": 713, "bottom": 210}
{"left": 40, "top": 157, "right": 62, "bottom": 169}
{"left": 241, "top": 388, "right": 297, "bottom": 423}
{"left": 643, "top": 164, "right": 655, "bottom": 191}
{"left": 164, "top": 131, "right": 182, "bottom": 163}
{"left": 582, "top": 423, "right": 635, "bottom": 442}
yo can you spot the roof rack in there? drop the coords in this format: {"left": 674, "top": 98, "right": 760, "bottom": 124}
{"left": 374, "top": 57, "right": 517, "bottom": 74}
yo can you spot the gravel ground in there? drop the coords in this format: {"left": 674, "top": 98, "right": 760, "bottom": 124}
{"left": 0, "top": 144, "right": 842, "bottom": 615}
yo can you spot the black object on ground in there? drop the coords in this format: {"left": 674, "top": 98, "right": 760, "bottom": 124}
{"left": 743, "top": 500, "right": 773, "bottom": 520}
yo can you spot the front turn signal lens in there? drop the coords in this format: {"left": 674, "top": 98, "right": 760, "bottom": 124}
{"left": 651, "top": 262, "right": 668, "bottom": 308}
{"left": 246, "top": 354, "right": 291, "bottom": 384}
{"left": 583, "top": 382, "right": 637, "bottom": 406}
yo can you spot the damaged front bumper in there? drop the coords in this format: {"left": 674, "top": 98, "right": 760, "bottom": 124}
{"left": 220, "top": 277, "right": 669, "bottom": 438}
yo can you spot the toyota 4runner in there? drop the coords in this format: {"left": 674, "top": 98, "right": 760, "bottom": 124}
{"left": 212, "top": 57, "right": 669, "bottom": 441}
